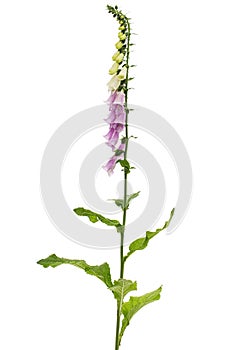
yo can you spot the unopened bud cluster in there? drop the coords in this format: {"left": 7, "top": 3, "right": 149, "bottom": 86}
{"left": 107, "top": 5, "right": 129, "bottom": 91}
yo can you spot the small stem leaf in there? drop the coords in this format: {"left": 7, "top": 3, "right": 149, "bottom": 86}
{"left": 110, "top": 279, "right": 137, "bottom": 305}
{"left": 118, "top": 159, "right": 131, "bottom": 175}
{"left": 125, "top": 191, "right": 140, "bottom": 208}
{"left": 108, "top": 198, "right": 124, "bottom": 209}
{"left": 119, "top": 286, "right": 162, "bottom": 344}
{"left": 119, "top": 159, "right": 130, "bottom": 169}
{"left": 124, "top": 208, "right": 175, "bottom": 261}
{"left": 109, "top": 191, "right": 140, "bottom": 210}
{"left": 73, "top": 207, "right": 121, "bottom": 228}
{"left": 118, "top": 159, "right": 136, "bottom": 175}
{"left": 37, "top": 254, "right": 113, "bottom": 288}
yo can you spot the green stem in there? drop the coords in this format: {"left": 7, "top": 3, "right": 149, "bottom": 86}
{"left": 115, "top": 16, "right": 131, "bottom": 350}
{"left": 120, "top": 16, "right": 131, "bottom": 279}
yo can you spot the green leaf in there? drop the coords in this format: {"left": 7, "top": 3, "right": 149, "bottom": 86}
{"left": 110, "top": 198, "right": 124, "bottom": 209}
{"left": 73, "top": 207, "right": 121, "bottom": 228}
{"left": 110, "top": 279, "right": 137, "bottom": 306}
{"left": 124, "top": 208, "right": 175, "bottom": 261}
{"left": 118, "top": 159, "right": 136, "bottom": 175}
{"left": 119, "top": 159, "right": 130, "bottom": 169}
{"left": 126, "top": 191, "right": 140, "bottom": 208}
{"left": 37, "top": 254, "right": 113, "bottom": 288}
{"left": 119, "top": 286, "right": 162, "bottom": 344}
{"left": 109, "top": 191, "right": 140, "bottom": 210}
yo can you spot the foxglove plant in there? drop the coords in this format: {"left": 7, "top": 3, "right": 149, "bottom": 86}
{"left": 37, "top": 5, "right": 174, "bottom": 350}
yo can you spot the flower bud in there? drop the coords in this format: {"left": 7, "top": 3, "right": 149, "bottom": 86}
{"left": 118, "top": 66, "right": 127, "bottom": 80}
{"left": 109, "top": 62, "right": 119, "bottom": 75}
{"left": 115, "top": 41, "right": 123, "bottom": 49}
{"left": 119, "top": 26, "right": 125, "bottom": 31}
{"left": 112, "top": 51, "right": 120, "bottom": 61}
{"left": 115, "top": 53, "right": 124, "bottom": 63}
{"left": 118, "top": 32, "right": 126, "bottom": 41}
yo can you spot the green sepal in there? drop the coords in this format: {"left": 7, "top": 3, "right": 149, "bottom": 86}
{"left": 119, "top": 286, "right": 162, "bottom": 344}
{"left": 73, "top": 207, "right": 121, "bottom": 228}
{"left": 124, "top": 208, "right": 175, "bottom": 261}
{"left": 115, "top": 149, "right": 124, "bottom": 156}
{"left": 37, "top": 254, "right": 113, "bottom": 288}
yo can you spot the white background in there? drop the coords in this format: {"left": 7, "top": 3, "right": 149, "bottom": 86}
{"left": 1, "top": 0, "right": 233, "bottom": 349}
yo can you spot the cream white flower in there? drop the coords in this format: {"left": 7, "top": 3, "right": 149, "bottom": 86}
{"left": 109, "top": 62, "right": 119, "bottom": 75}
{"left": 117, "top": 66, "right": 127, "bottom": 80}
{"left": 107, "top": 74, "right": 121, "bottom": 91}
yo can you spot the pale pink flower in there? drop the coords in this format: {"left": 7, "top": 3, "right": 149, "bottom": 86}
{"left": 104, "top": 128, "right": 119, "bottom": 149}
{"left": 103, "top": 156, "right": 118, "bottom": 176}
{"left": 103, "top": 142, "right": 125, "bottom": 176}
{"left": 106, "top": 91, "right": 125, "bottom": 105}
{"left": 103, "top": 90, "right": 126, "bottom": 175}
{"left": 105, "top": 105, "right": 125, "bottom": 125}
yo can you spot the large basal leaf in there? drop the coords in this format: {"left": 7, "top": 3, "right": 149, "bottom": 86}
{"left": 124, "top": 208, "right": 175, "bottom": 261}
{"left": 109, "top": 279, "right": 137, "bottom": 306}
{"left": 37, "top": 254, "right": 113, "bottom": 288}
{"left": 73, "top": 207, "right": 121, "bottom": 228}
{"left": 119, "top": 286, "right": 162, "bottom": 344}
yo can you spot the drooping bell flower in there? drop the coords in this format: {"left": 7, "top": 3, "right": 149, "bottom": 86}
{"left": 104, "top": 91, "right": 125, "bottom": 148}
{"left": 103, "top": 90, "right": 126, "bottom": 174}
{"left": 104, "top": 128, "right": 120, "bottom": 149}
{"left": 105, "top": 105, "right": 125, "bottom": 125}
{"left": 107, "top": 75, "right": 121, "bottom": 91}
{"left": 118, "top": 66, "right": 127, "bottom": 80}
{"left": 103, "top": 142, "right": 125, "bottom": 176}
{"left": 103, "top": 157, "right": 118, "bottom": 176}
